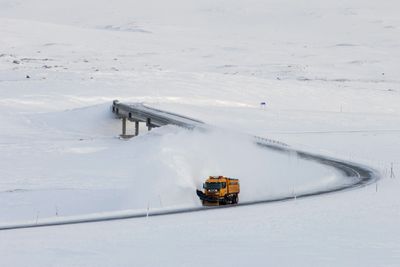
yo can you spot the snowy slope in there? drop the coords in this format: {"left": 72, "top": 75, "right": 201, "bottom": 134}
{"left": 0, "top": 0, "right": 399, "bottom": 266}
{"left": 0, "top": 104, "right": 347, "bottom": 223}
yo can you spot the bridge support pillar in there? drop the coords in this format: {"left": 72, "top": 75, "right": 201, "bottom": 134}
{"left": 120, "top": 118, "right": 135, "bottom": 138}
{"left": 122, "top": 117, "right": 127, "bottom": 136}
{"left": 135, "top": 121, "right": 139, "bottom": 136}
{"left": 146, "top": 118, "right": 152, "bottom": 131}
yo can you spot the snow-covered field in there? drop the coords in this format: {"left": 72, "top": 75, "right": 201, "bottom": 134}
{"left": 0, "top": 0, "right": 399, "bottom": 266}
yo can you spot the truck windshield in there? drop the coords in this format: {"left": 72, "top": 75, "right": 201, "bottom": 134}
{"left": 204, "top": 182, "right": 225, "bottom": 189}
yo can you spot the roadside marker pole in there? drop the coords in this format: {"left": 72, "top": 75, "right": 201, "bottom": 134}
{"left": 390, "top": 162, "right": 395, "bottom": 178}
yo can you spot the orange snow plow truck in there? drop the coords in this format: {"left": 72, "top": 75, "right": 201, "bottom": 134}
{"left": 196, "top": 176, "right": 240, "bottom": 206}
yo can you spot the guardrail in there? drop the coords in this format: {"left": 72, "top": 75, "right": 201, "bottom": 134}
{"left": 112, "top": 100, "right": 289, "bottom": 149}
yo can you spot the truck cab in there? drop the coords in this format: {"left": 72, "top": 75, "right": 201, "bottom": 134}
{"left": 197, "top": 176, "right": 240, "bottom": 206}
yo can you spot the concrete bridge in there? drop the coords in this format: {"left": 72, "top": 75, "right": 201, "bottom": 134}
{"left": 111, "top": 100, "right": 204, "bottom": 138}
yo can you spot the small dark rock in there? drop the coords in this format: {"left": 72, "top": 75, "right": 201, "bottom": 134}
{"left": 26, "top": 75, "right": 30, "bottom": 79}
{"left": 13, "top": 60, "right": 20, "bottom": 64}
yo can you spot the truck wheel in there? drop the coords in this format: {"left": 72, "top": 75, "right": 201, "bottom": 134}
{"left": 233, "top": 195, "right": 238, "bottom": 204}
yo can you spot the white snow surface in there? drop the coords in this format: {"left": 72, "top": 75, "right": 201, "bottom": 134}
{"left": 0, "top": 0, "right": 399, "bottom": 266}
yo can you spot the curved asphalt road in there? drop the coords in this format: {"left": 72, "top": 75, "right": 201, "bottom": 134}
{"left": 0, "top": 103, "right": 379, "bottom": 231}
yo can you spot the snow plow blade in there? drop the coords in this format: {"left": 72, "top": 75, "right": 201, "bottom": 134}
{"left": 196, "top": 190, "right": 219, "bottom": 203}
